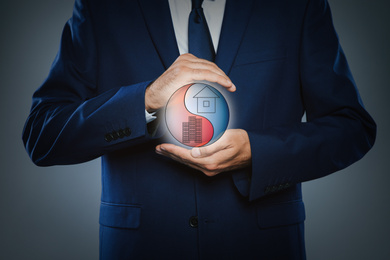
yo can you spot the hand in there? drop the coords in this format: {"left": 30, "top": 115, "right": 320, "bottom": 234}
{"left": 155, "top": 129, "right": 251, "bottom": 176}
{"left": 145, "top": 53, "right": 236, "bottom": 112}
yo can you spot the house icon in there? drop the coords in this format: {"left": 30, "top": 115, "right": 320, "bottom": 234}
{"left": 193, "top": 86, "right": 220, "bottom": 113}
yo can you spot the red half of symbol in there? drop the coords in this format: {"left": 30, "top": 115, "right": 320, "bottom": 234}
{"left": 165, "top": 84, "right": 214, "bottom": 147}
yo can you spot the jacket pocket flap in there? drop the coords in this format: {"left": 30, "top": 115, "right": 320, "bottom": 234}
{"left": 99, "top": 203, "right": 141, "bottom": 229}
{"left": 257, "top": 201, "right": 305, "bottom": 229}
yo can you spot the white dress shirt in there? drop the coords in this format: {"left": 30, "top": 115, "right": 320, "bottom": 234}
{"left": 146, "top": 0, "right": 226, "bottom": 123}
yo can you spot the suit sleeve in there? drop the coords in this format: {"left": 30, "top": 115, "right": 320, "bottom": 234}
{"left": 22, "top": 0, "right": 159, "bottom": 166}
{"left": 232, "top": 0, "right": 376, "bottom": 201}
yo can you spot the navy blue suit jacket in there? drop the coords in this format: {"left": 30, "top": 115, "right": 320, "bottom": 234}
{"left": 23, "top": 0, "right": 376, "bottom": 259}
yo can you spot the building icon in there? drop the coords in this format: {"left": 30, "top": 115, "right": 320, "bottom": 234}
{"left": 193, "top": 86, "right": 220, "bottom": 113}
{"left": 182, "top": 116, "right": 202, "bottom": 144}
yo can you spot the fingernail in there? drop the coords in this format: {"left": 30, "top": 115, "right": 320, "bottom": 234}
{"left": 191, "top": 147, "right": 201, "bottom": 158}
{"left": 156, "top": 146, "right": 164, "bottom": 152}
{"left": 231, "top": 83, "right": 236, "bottom": 91}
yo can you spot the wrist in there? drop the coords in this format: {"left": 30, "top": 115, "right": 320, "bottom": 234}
{"left": 145, "top": 84, "right": 158, "bottom": 112}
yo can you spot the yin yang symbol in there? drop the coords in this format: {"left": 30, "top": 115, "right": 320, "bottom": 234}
{"left": 165, "top": 82, "right": 229, "bottom": 147}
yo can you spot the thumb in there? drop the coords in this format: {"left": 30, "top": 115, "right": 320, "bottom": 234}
{"left": 191, "top": 147, "right": 203, "bottom": 158}
{"left": 191, "top": 142, "right": 222, "bottom": 158}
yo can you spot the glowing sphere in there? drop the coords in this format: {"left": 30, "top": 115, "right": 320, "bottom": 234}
{"left": 165, "top": 82, "right": 229, "bottom": 147}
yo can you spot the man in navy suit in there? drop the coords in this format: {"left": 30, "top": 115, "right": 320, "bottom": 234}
{"left": 23, "top": 0, "right": 376, "bottom": 259}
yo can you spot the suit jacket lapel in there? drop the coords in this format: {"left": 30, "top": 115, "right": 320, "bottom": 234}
{"left": 215, "top": 0, "right": 254, "bottom": 75}
{"left": 137, "top": 0, "right": 180, "bottom": 69}
{"left": 137, "top": 0, "right": 254, "bottom": 74}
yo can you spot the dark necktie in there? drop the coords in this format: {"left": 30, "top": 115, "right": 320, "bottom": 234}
{"left": 188, "top": 0, "right": 216, "bottom": 61}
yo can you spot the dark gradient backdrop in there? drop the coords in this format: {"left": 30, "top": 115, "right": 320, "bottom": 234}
{"left": 0, "top": 0, "right": 389, "bottom": 259}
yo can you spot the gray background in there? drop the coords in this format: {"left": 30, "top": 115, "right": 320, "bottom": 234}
{"left": 0, "top": 0, "right": 389, "bottom": 259}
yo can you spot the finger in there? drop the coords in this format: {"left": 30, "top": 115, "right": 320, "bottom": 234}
{"left": 156, "top": 143, "right": 236, "bottom": 176}
{"left": 157, "top": 147, "right": 190, "bottom": 164}
{"left": 156, "top": 144, "right": 207, "bottom": 171}
{"left": 157, "top": 143, "right": 189, "bottom": 156}
{"left": 156, "top": 144, "right": 199, "bottom": 165}
{"left": 158, "top": 149, "right": 221, "bottom": 176}
{"left": 176, "top": 54, "right": 236, "bottom": 92}
{"left": 191, "top": 129, "right": 235, "bottom": 158}
{"left": 191, "top": 140, "right": 227, "bottom": 158}
{"left": 156, "top": 143, "right": 215, "bottom": 167}
{"left": 176, "top": 54, "right": 222, "bottom": 73}
{"left": 181, "top": 59, "right": 227, "bottom": 77}
{"left": 188, "top": 69, "right": 236, "bottom": 92}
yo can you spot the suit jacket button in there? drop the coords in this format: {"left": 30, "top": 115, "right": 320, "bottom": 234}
{"left": 117, "top": 129, "right": 125, "bottom": 138}
{"left": 189, "top": 216, "right": 198, "bottom": 228}
{"left": 104, "top": 133, "right": 113, "bottom": 142}
{"left": 124, "top": 127, "right": 131, "bottom": 136}
{"left": 111, "top": 131, "right": 119, "bottom": 140}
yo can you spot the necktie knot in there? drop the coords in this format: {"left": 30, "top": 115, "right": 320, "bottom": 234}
{"left": 192, "top": 0, "right": 203, "bottom": 10}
